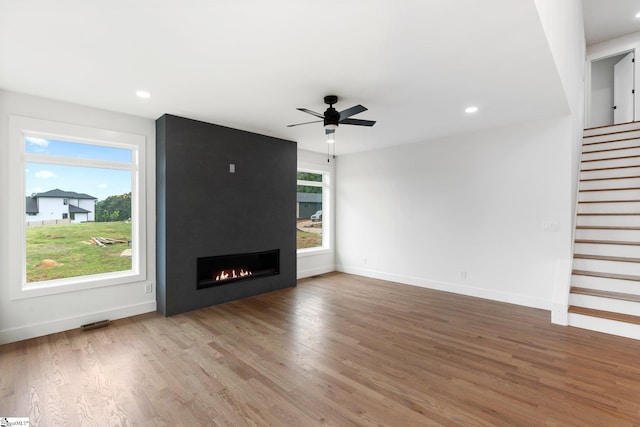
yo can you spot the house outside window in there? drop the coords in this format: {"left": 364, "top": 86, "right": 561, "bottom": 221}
{"left": 9, "top": 115, "right": 147, "bottom": 299}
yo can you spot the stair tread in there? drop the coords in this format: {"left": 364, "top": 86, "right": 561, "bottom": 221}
{"left": 570, "top": 287, "right": 640, "bottom": 302}
{"left": 572, "top": 270, "right": 640, "bottom": 281}
{"left": 578, "top": 199, "right": 640, "bottom": 203}
{"left": 574, "top": 239, "right": 640, "bottom": 245}
{"left": 579, "top": 187, "right": 640, "bottom": 192}
{"left": 577, "top": 212, "right": 640, "bottom": 216}
{"left": 568, "top": 306, "right": 640, "bottom": 325}
{"left": 574, "top": 254, "right": 640, "bottom": 263}
{"left": 576, "top": 226, "right": 640, "bottom": 230}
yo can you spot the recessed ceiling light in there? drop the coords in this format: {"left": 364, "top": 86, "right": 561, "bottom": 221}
{"left": 636, "top": 12, "right": 640, "bottom": 18}
{"left": 136, "top": 90, "right": 151, "bottom": 99}
{"left": 465, "top": 106, "right": 479, "bottom": 113}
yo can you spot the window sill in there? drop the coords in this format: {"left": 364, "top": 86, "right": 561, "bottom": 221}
{"left": 12, "top": 269, "right": 145, "bottom": 300}
{"left": 297, "top": 247, "right": 332, "bottom": 257}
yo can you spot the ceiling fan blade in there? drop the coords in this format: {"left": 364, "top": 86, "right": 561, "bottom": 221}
{"left": 287, "top": 120, "right": 323, "bottom": 128}
{"left": 297, "top": 108, "right": 325, "bottom": 119}
{"left": 325, "top": 128, "right": 335, "bottom": 135}
{"left": 340, "top": 118, "right": 376, "bottom": 127}
{"left": 339, "top": 104, "right": 367, "bottom": 120}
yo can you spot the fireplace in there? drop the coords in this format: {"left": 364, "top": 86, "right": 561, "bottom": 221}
{"left": 197, "top": 250, "right": 279, "bottom": 289}
{"left": 156, "top": 114, "right": 296, "bottom": 316}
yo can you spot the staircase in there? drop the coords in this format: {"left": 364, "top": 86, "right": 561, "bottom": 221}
{"left": 568, "top": 121, "right": 640, "bottom": 339}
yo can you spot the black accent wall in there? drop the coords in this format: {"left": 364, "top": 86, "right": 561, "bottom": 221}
{"left": 156, "top": 114, "right": 297, "bottom": 316}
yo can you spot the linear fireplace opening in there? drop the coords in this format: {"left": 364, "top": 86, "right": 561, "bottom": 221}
{"left": 197, "top": 249, "right": 280, "bottom": 290}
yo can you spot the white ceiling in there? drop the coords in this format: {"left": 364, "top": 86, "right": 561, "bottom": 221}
{"left": 583, "top": 0, "right": 640, "bottom": 46}
{"left": 0, "top": 0, "right": 621, "bottom": 156}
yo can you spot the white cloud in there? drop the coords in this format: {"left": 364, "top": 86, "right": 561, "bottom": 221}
{"left": 98, "top": 183, "right": 108, "bottom": 189}
{"left": 26, "top": 137, "right": 49, "bottom": 147}
{"left": 35, "top": 170, "right": 57, "bottom": 179}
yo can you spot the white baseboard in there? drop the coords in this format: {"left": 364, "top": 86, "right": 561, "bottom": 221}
{"left": 297, "top": 264, "right": 335, "bottom": 279}
{"left": 336, "top": 265, "right": 551, "bottom": 311}
{"left": 0, "top": 300, "right": 157, "bottom": 345}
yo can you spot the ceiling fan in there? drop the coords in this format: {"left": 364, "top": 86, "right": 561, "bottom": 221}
{"left": 287, "top": 95, "right": 376, "bottom": 143}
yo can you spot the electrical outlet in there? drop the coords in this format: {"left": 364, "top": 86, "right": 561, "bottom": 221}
{"left": 460, "top": 270, "right": 467, "bottom": 280}
{"left": 145, "top": 283, "right": 152, "bottom": 293}
{"left": 363, "top": 257, "right": 367, "bottom": 264}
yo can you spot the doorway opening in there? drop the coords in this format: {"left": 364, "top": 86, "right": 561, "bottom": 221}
{"left": 588, "top": 50, "right": 635, "bottom": 128}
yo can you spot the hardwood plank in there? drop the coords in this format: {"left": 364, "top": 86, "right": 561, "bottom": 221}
{"left": 3, "top": 272, "right": 640, "bottom": 425}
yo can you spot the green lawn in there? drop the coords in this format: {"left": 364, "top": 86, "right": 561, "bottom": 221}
{"left": 296, "top": 229, "right": 322, "bottom": 249}
{"left": 26, "top": 221, "right": 132, "bottom": 282}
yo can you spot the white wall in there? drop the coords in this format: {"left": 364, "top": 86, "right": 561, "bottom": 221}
{"left": 336, "top": 117, "right": 573, "bottom": 310}
{"left": 533, "top": 0, "right": 585, "bottom": 215}
{"left": 76, "top": 198, "right": 96, "bottom": 222}
{"left": 30, "top": 197, "right": 67, "bottom": 221}
{"left": 297, "top": 149, "right": 336, "bottom": 278}
{"left": 334, "top": 1, "right": 583, "bottom": 314}
{"left": 0, "top": 90, "right": 156, "bottom": 344}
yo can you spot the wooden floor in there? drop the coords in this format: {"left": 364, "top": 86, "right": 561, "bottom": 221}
{"left": 3, "top": 273, "right": 640, "bottom": 426}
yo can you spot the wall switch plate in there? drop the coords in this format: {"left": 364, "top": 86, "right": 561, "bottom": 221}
{"left": 145, "top": 283, "right": 152, "bottom": 293}
{"left": 543, "top": 222, "right": 559, "bottom": 232}
{"left": 229, "top": 163, "right": 236, "bottom": 173}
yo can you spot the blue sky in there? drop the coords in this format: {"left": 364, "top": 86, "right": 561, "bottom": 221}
{"left": 25, "top": 137, "right": 132, "bottom": 202}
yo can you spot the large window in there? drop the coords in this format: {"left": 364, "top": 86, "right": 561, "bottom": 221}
{"left": 9, "top": 116, "right": 146, "bottom": 299}
{"left": 297, "top": 170, "right": 329, "bottom": 251}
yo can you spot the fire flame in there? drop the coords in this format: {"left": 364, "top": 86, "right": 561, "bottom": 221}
{"left": 215, "top": 268, "right": 252, "bottom": 282}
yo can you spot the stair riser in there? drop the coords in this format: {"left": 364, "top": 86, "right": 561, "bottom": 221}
{"left": 580, "top": 177, "right": 640, "bottom": 191}
{"left": 583, "top": 137, "right": 640, "bottom": 153}
{"left": 582, "top": 157, "right": 640, "bottom": 170}
{"left": 583, "top": 130, "right": 640, "bottom": 144}
{"left": 568, "top": 313, "right": 640, "bottom": 340}
{"left": 580, "top": 166, "right": 640, "bottom": 180}
{"left": 575, "top": 228, "right": 640, "bottom": 240}
{"left": 574, "top": 242, "right": 640, "bottom": 258}
{"left": 582, "top": 146, "right": 640, "bottom": 161}
{"left": 579, "top": 189, "right": 640, "bottom": 202}
{"left": 576, "top": 215, "right": 640, "bottom": 227}
{"left": 578, "top": 202, "right": 640, "bottom": 214}
{"left": 572, "top": 274, "right": 640, "bottom": 294}
{"left": 573, "top": 259, "right": 640, "bottom": 276}
{"left": 584, "top": 122, "right": 640, "bottom": 137}
{"left": 569, "top": 294, "right": 640, "bottom": 316}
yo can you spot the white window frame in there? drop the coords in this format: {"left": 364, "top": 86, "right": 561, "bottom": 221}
{"left": 8, "top": 115, "right": 147, "bottom": 300}
{"left": 296, "top": 166, "right": 331, "bottom": 255}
